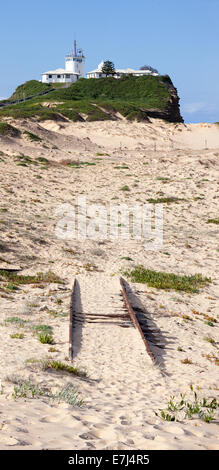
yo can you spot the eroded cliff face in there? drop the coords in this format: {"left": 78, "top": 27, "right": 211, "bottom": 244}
{"left": 143, "top": 78, "right": 183, "bottom": 123}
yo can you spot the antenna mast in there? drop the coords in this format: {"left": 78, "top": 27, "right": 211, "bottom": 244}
{"left": 74, "top": 40, "right": 77, "bottom": 56}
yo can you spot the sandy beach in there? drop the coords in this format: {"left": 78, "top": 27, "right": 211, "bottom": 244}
{"left": 0, "top": 117, "right": 218, "bottom": 450}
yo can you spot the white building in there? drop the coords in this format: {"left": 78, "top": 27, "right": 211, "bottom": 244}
{"left": 41, "top": 42, "right": 85, "bottom": 84}
{"left": 87, "top": 61, "right": 159, "bottom": 79}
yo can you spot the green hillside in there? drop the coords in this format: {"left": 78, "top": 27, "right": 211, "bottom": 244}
{"left": 50, "top": 75, "right": 170, "bottom": 108}
{"left": 0, "top": 75, "right": 183, "bottom": 123}
{"left": 10, "top": 80, "right": 53, "bottom": 100}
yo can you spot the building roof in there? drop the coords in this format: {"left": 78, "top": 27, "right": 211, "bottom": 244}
{"left": 42, "top": 68, "right": 79, "bottom": 75}
{"left": 86, "top": 62, "right": 158, "bottom": 76}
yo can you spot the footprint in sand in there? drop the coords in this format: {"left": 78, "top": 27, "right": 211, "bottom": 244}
{"left": 79, "top": 432, "right": 97, "bottom": 440}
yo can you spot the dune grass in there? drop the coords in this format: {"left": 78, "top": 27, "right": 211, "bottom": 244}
{"left": 0, "top": 122, "right": 20, "bottom": 137}
{"left": 155, "top": 386, "right": 218, "bottom": 423}
{"left": 43, "top": 359, "right": 87, "bottom": 377}
{"left": 123, "top": 265, "right": 211, "bottom": 293}
{"left": 207, "top": 218, "right": 219, "bottom": 225}
{"left": 23, "top": 130, "right": 42, "bottom": 142}
{"left": 147, "top": 196, "right": 184, "bottom": 204}
{"left": 0, "top": 270, "right": 64, "bottom": 285}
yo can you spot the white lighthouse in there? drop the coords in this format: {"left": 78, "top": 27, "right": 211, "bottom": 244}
{"left": 41, "top": 41, "right": 85, "bottom": 84}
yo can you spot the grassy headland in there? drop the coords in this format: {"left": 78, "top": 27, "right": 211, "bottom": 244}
{"left": 0, "top": 75, "right": 183, "bottom": 123}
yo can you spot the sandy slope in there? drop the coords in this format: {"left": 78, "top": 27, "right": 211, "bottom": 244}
{"left": 0, "top": 117, "right": 218, "bottom": 450}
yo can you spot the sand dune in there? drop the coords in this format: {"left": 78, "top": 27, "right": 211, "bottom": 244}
{"left": 0, "top": 118, "right": 218, "bottom": 450}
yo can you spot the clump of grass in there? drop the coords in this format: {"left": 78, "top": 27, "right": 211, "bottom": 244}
{"left": 10, "top": 333, "right": 24, "bottom": 339}
{"left": 156, "top": 176, "right": 170, "bottom": 181}
{"left": 32, "top": 324, "right": 53, "bottom": 335}
{"left": 38, "top": 333, "right": 54, "bottom": 344}
{"left": 96, "top": 152, "right": 109, "bottom": 156}
{"left": 48, "top": 310, "right": 68, "bottom": 318}
{"left": 36, "top": 156, "right": 49, "bottom": 164}
{"left": 83, "top": 262, "right": 98, "bottom": 272}
{"left": 147, "top": 196, "right": 184, "bottom": 204}
{"left": 23, "top": 130, "right": 42, "bottom": 142}
{"left": 6, "top": 283, "right": 19, "bottom": 291}
{"left": 15, "top": 155, "right": 34, "bottom": 165}
{"left": 64, "top": 160, "right": 96, "bottom": 169}
{"left": 191, "top": 310, "right": 217, "bottom": 324}
{"left": 123, "top": 266, "right": 211, "bottom": 293}
{"left": 48, "top": 346, "right": 59, "bottom": 353}
{"left": 207, "top": 218, "right": 219, "bottom": 225}
{"left": 204, "top": 320, "right": 215, "bottom": 327}
{"left": 5, "top": 317, "right": 27, "bottom": 325}
{"left": 114, "top": 165, "right": 129, "bottom": 169}
{"left": 202, "top": 353, "right": 219, "bottom": 366}
{"left": 155, "top": 386, "right": 219, "bottom": 423}
{"left": 12, "top": 379, "right": 50, "bottom": 399}
{"left": 203, "top": 336, "right": 215, "bottom": 344}
{"left": 43, "top": 359, "right": 87, "bottom": 377}
{"left": 120, "top": 185, "right": 130, "bottom": 191}
{"left": 55, "top": 383, "right": 83, "bottom": 406}
{"left": 181, "top": 358, "right": 193, "bottom": 365}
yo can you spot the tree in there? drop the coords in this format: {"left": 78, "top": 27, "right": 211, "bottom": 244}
{"left": 101, "top": 61, "right": 116, "bottom": 76}
{"left": 140, "top": 65, "right": 159, "bottom": 74}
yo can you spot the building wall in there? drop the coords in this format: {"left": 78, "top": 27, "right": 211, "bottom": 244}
{"left": 42, "top": 74, "right": 78, "bottom": 84}
{"left": 65, "top": 56, "right": 85, "bottom": 77}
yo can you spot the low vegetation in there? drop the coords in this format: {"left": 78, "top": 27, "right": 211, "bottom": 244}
{"left": 5, "top": 317, "right": 27, "bottom": 326}
{"left": 42, "top": 359, "right": 87, "bottom": 377}
{"left": 0, "top": 122, "right": 20, "bottom": 137}
{"left": 32, "top": 324, "right": 53, "bottom": 334}
{"left": 37, "top": 333, "right": 54, "bottom": 344}
{"left": 123, "top": 266, "right": 211, "bottom": 293}
{"left": 0, "top": 75, "right": 182, "bottom": 123}
{"left": 23, "top": 130, "right": 42, "bottom": 142}
{"left": 10, "top": 333, "right": 24, "bottom": 339}
{"left": 155, "top": 386, "right": 219, "bottom": 423}
{"left": 55, "top": 383, "right": 83, "bottom": 406}
{"left": 8, "top": 375, "right": 83, "bottom": 406}
{"left": 0, "top": 270, "right": 64, "bottom": 286}
{"left": 12, "top": 379, "right": 49, "bottom": 399}
{"left": 10, "top": 80, "right": 53, "bottom": 100}
{"left": 147, "top": 196, "right": 184, "bottom": 204}
{"left": 207, "top": 217, "right": 219, "bottom": 225}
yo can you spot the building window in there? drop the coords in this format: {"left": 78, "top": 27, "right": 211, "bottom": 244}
{"left": 57, "top": 75, "right": 61, "bottom": 78}
{"left": 66, "top": 74, "right": 70, "bottom": 78}
{"left": 49, "top": 75, "right": 52, "bottom": 78}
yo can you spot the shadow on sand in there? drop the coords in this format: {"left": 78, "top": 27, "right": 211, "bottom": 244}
{"left": 122, "top": 279, "right": 175, "bottom": 375}
{"left": 71, "top": 279, "right": 84, "bottom": 359}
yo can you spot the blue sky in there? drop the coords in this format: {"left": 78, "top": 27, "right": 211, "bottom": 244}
{"left": 0, "top": 0, "right": 218, "bottom": 123}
